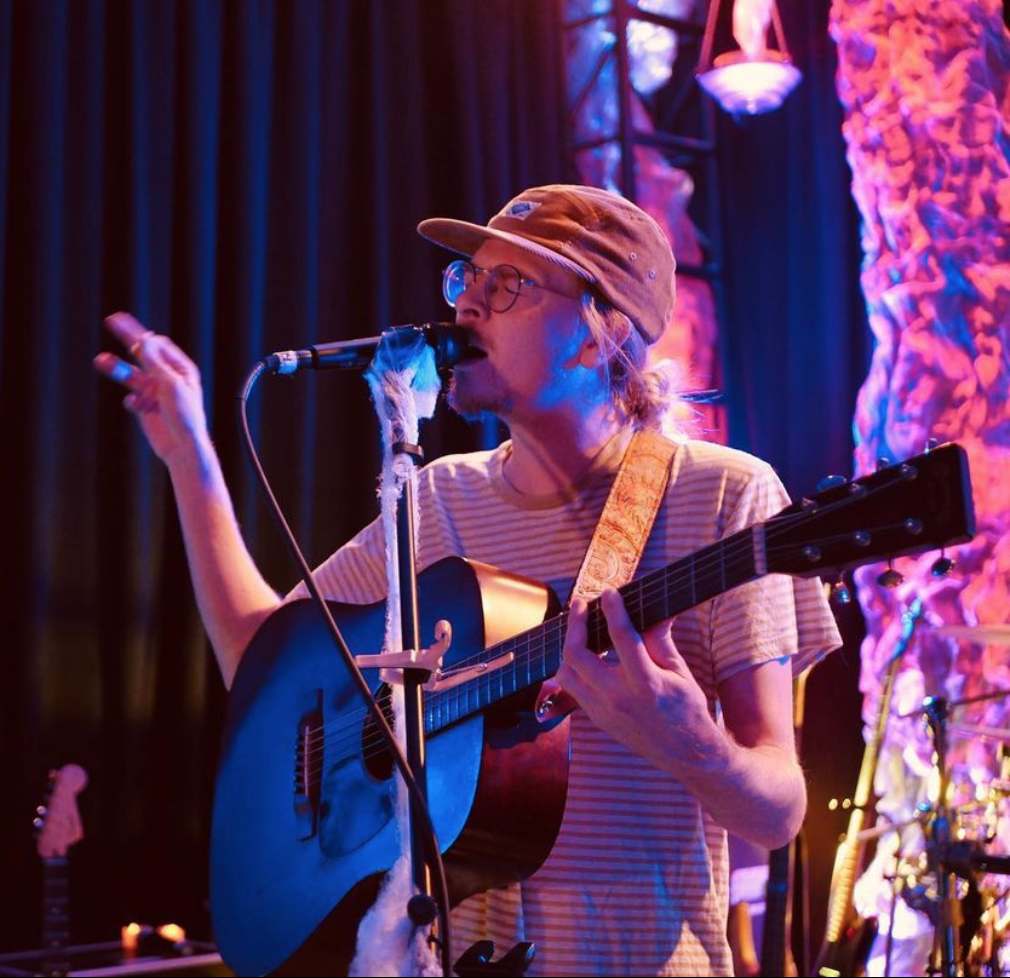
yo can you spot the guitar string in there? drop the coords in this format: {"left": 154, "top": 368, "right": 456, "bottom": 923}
{"left": 299, "top": 520, "right": 913, "bottom": 776}
{"left": 297, "top": 515, "right": 916, "bottom": 773}
{"left": 296, "top": 539, "right": 763, "bottom": 771}
{"left": 296, "top": 522, "right": 765, "bottom": 747}
{"left": 293, "top": 457, "right": 924, "bottom": 774}
{"left": 294, "top": 512, "right": 870, "bottom": 771}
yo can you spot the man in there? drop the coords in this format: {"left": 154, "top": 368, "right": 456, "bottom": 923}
{"left": 95, "top": 184, "right": 840, "bottom": 976}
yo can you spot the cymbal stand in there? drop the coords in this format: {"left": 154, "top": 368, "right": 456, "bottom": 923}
{"left": 923, "top": 695, "right": 963, "bottom": 978}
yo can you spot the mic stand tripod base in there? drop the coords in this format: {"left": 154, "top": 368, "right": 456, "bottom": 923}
{"left": 454, "top": 940, "right": 536, "bottom": 977}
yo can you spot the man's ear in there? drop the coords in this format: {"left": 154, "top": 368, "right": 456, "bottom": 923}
{"left": 577, "top": 331, "right": 602, "bottom": 369}
{"left": 577, "top": 313, "right": 630, "bottom": 369}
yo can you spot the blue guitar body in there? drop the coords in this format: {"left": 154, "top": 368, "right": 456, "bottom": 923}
{"left": 211, "top": 557, "right": 567, "bottom": 976}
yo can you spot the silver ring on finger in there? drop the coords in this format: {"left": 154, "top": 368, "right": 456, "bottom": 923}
{"left": 129, "top": 331, "right": 156, "bottom": 359}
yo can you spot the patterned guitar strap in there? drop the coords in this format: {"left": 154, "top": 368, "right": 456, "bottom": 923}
{"left": 535, "top": 428, "right": 678, "bottom": 721}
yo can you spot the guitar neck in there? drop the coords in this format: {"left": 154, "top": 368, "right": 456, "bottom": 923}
{"left": 424, "top": 528, "right": 760, "bottom": 733}
{"left": 423, "top": 443, "right": 970, "bottom": 736}
{"left": 41, "top": 857, "right": 70, "bottom": 976}
{"left": 588, "top": 527, "right": 761, "bottom": 651}
{"left": 34, "top": 763, "right": 87, "bottom": 976}
{"left": 818, "top": 602, "right": 922, "bottom": 953}
{"left": 820, "top": 808, "right": 868, "bottom": 945}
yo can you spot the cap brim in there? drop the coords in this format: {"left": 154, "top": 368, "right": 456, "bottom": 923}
{"left": 417, "top": 218, "right": 596, "bottom": 283}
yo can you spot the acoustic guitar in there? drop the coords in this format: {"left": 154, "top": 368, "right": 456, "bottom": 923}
{"left": 210, "top": 443, "right": 974, "bottom": 976}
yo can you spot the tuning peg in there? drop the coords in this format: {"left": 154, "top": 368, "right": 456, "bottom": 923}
{"left": 877, "top": 562, "right": 904, "bottom": 588}
{"left": 816, "top": 474, "right": 846, "bottom": 492}
{"left": 926, "top": 438, "right": 939, "bottom": 453}
{"left": 931, "top": 551, "right": 955, "bottom": 577}
{"left": 831, "top": 579, "right": 852, "bottom": 606}
{"left": 876, "top": 456, "right": 893, "bottom": 471}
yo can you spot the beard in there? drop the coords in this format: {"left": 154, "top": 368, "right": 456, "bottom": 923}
{"left": 446, "top": 364, "right": 510, "bottom": 421}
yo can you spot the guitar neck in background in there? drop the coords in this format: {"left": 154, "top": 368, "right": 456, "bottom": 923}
{"left": 33, "top": 763, "right": 88, "bottom": 978}
{"left": 813, "top": 602, "right": 923, "bottom": 976}
{"left": 41, "top": 856, "right": 71, "bottom": 977}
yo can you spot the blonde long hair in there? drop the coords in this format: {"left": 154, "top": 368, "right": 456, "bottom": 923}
{"left": 581, "top": 295, "right": 674, "bottom": 430}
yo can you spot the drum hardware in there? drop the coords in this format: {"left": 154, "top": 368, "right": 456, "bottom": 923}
{"left": 910, "top": 697, "right": 1010, "bottom": 977}
{"left": 948, "top": 723, "right": 1010, "bottom": 744}
{"left": 934, "top": 625, "right": 1010, "bottom": 646}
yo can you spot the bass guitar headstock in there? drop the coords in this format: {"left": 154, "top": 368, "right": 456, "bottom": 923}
{"left": 35, "top": 764, "right": 88, "bottom": 860}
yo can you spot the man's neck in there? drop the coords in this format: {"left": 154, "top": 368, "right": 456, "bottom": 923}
{"left": 502, "top": 412, "right": 628, "bottom": 496}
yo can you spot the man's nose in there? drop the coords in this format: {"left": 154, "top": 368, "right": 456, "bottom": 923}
{"left": 452, "top": 272, "right": 487, "bottom": 320}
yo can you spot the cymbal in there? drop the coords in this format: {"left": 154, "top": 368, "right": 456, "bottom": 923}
{"left": 934, "top": 624, "right": 1010, "bottom": 645}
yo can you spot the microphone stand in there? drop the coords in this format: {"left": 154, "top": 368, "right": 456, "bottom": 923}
{"left": 364, "top": 372, "right": 535, "bottom": 977}
{"left": 393, "top": 440, "right": 439, "bottom": 929}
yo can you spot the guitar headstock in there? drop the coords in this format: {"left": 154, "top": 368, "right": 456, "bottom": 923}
{"left": 765, "top": 443, "right": 975, "bottom": 578}
{"left": 35, "top": 764, "right": 88, "bottom": 859}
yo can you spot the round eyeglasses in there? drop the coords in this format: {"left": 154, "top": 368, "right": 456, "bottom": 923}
{"left": 442, "top": 260, "right": 537, "bottom": 314}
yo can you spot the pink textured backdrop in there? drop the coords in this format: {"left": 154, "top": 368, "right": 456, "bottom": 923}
{"left": 831, "top": 0, "right": 1010, "bottom": 970}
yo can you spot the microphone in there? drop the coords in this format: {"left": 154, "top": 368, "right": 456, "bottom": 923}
{"left": 264, "top": 322, "right": 469, "bottom": 375}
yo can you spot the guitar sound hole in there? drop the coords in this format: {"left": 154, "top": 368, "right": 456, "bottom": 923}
{"left": 361, "top": 685, "right": 396, "bottom": 783}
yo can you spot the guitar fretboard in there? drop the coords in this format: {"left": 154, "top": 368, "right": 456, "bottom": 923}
{"left": 423, "top": 527, "right": 759, "bottom": 733}
{"left": 42, "top": 857, "right": 70, "bottom": 976}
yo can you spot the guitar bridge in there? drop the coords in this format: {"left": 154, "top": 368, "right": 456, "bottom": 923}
{"left": 293, "top": 690, "right": 323, "bottom": 840}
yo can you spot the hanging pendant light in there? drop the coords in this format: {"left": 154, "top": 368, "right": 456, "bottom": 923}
{"left": 696, "top": 0, "right": 802, "bottom": 115}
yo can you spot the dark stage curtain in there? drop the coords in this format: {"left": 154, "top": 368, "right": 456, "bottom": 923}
{"left": 1, "top": 0, "right": 870, "bottom": 961}
{"left": 717, "top": 3, "right": 870, "bottom": 493}
{"left": 0, "top": 0, "right": 568, "bottom": 949}
{"left": 713, "top": 2, "right": 873, "bottom": 958}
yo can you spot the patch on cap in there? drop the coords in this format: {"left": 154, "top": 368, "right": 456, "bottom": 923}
{"left": 503, "top": 200, "right": 542, "bottom": 221}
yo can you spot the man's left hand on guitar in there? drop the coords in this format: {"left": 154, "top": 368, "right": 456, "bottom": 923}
{"left": 557, "top": 588, "right": 714, "bottom": 770}
{"left": 558, "top": 586, "right": 807, "bottom": 851}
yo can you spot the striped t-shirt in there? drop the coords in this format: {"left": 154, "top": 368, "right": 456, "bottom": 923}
{"left": 301, "top": 433, "right": 841, "bottom": 976}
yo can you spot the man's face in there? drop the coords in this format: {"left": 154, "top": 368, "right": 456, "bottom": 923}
{"left": 446, "top": 240, "right": 594, "bottom": 425}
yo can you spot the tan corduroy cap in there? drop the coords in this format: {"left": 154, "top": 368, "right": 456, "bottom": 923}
{"left": 418, "top": 184, "right": 676, "bottom": 344}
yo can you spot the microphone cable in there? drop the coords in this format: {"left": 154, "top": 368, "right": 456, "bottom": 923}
{"left": 235, "top": 356, "right": 454, "bottom": 977}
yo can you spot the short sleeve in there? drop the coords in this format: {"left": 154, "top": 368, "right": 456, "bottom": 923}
{"left": 708, "top": 462, "right": 842, "bottom": 685}
{"left": 285, "top": 517, "right": 388, "bottom": 605}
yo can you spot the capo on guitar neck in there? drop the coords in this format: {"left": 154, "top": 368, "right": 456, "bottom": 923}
{"left": 355, "top": 619, "right": 453, "bottom": 680}
{"left": 355, "top": 620, "right": 515, "bottom": 693}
